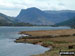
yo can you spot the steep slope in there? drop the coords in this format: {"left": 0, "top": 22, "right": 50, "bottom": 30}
{"left": 16, "top": 7, "right": 75, "bottom": 25}
{"left": 16, "top": 7, "right": 54, "bottom": 25}
{"left": 56, "top": 17, "right": 75, "bottom": 27}
{"left": 44, "top": 10, "right": 75, "bottom": 23}
{"left": 0, "top": 13, "right": 14, "bottom": 25}
{"left": 0, "top": 13, "right": 33, "bottom": 26}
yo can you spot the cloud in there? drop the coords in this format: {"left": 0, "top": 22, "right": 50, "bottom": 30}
{"left": 0, "top": 9, "right": 20, "bottom": 17}
{"left": 0, "top": 0, "right": 67, "bottom": 10}
{"left": 0, "top": 0, "right": 75, "bottom": 16}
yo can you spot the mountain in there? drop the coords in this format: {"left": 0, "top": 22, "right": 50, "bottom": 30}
{"left": 16, "top": 7, "right": 54, "bottom": 25}
{"left": 56, "top": 17, "right": 75, "bottom": 27}
{"left": 44, "top": 10, "right": 75, "bottom": 23}
{"left": 0, "top": 13, "right": 14, "bottom": 26}
{"left": 16, "top": 7, "right": 75, "bottom": 25}
{"left": 0, "top": 13, "right": 33, "bottom": 26}
{"left": 1, "top": 7, "right": 75, "bottom": 26}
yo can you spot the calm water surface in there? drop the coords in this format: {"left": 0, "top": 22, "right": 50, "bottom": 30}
{"left": 0, "top": 26, "right": 70, "bottom": 56}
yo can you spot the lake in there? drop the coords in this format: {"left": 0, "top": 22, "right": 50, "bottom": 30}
{"left": 0, "top": 26, "right": 71, "bottom": 56}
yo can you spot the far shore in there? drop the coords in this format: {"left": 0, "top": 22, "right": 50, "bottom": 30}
{"left": 15, "top": 29, "right": 75, "bottom": 56}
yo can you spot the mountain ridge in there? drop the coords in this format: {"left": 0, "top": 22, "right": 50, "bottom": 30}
{"left": 1, "top": 7, "right": 75, "bottom": 26}
{"left": 16, "top": 7, "right": 54, "bottom": 25}
{"left": 16, "top": 7, "right": 75, "bottom": 25}
{"left": 56, "top": 17, "right": 75, "bottom": 27}
{"left": 0, "top": 13, "right": 33, "bottom": 26}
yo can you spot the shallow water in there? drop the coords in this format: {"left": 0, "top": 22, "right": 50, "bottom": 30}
{"left": 0, "top": 26, "right": 70, "bottom": 56}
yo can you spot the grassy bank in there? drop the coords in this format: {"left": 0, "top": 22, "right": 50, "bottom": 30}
{"left": 15, "top": 29, "right": 75, "bottom": 56}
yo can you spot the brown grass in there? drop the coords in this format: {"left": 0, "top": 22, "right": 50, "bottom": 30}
{"left": 15, "top": 29, "right": 75, "bottom": 56}
{"left": 20, "top": 29, "right": 75, "bottom": 36}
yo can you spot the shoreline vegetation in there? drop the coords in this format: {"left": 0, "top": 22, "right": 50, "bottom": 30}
{"left": 15, "top": 29, "right": 75, "bottom": 56}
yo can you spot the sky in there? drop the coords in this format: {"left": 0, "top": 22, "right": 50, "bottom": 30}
{"left": 0, "top": 0, "right": 75, "bottom": 17}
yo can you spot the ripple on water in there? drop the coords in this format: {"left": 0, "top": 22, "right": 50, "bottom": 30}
{"left": 0, "top": 39, "right": 49, "bottom": 56}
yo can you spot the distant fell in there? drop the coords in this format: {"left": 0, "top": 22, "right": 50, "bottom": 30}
{"left": 16, "top": 7, "right": 75, "bottom": 25}
{"left": 16, "top": 7, "right": 54, "bottom": 25}
{"left": 56, "top": 17, "right": 75, "bottom": 28}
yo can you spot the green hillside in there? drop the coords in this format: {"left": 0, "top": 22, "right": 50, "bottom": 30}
{"left": 56, "top": 17, "right": 75, "bottom": 28}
